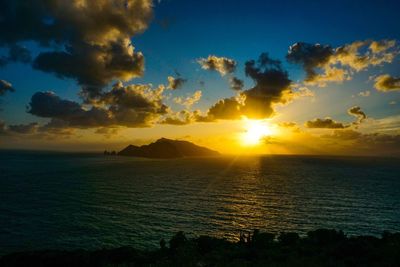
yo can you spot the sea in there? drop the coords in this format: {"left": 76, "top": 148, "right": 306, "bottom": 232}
{"left": 0, "top": 150, "right": 399, "bottom": 255}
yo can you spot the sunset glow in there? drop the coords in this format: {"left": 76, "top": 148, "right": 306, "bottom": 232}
{"left": 0, "top": 0, "right": 398, "bottom": 156}
{"left": 241, "top": 120, "right": 273, "bottom": 146}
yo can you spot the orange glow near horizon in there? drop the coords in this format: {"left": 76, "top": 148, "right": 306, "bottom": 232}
{"left": 241, "top": 119, "right": 275, "bottom": 146}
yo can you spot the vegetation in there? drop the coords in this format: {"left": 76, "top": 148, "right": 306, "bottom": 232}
{"left": 1, "top": 229, "right": 400, "bottom": 266}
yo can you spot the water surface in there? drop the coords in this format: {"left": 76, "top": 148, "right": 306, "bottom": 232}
{"left": 0, "top": 151, "right": 399, "bottom": 254}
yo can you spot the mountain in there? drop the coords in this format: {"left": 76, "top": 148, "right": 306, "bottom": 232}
{"left": 118, "top": 138, "right": 220, "bottom": 158}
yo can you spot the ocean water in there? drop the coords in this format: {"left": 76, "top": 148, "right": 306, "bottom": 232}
{"left": 0, "top": 151, "right": 399, "bottom": 255}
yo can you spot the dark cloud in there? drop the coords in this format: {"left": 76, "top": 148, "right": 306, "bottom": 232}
{"left": 0, "top": 0, "right": 153, "bottom": 98}
{"left": 0, "top": 79, "right": 14, "bottom": 95}
{"left": 286, "top": 42, "right": 333, "bottom": 82}
{"left": 101, "top": 82, "right": 167, "bottom": 111}
{"left": 8, "top": 44, "right": 31, "bottom": 63}
{"left": 348, "top": 106, "right": 367, "bottom": 124}
{"left": 287, "top": 40, "right": 398, "bottom": 87}
{"left": 202, "top": 53, "right": 293, "bottom": 121}
{"left": 324, "top": 130, "right": 400, "bottom": 155}
{"left": 306, "top": 106, "right": 367, "bottom": 129}
{"left": 28, "top": 91, "right": 112, "bottom": 127}
{"left": 0, "top": 44, "right": 32, "bottom": 67}
{"left": 374, "top": 74, "right": 400, "bottom": 92}
{"left": 99, "top": 82, "right": 169, "bottom": 127}
{"left": 305, "top": 118, "right": 348, "bottom": 129}
{"left": 95, "top": 127, "right": 119, "bottom": 138}
{"left": 206, "top": 97, "right": 243, "bottom": 120}
{"left": 198, "top": 55, "right": 237, "bottom": 76}
{"left": 167, "top": 76, "right": 187, "bottom": 90}
{"left": 0, "top": 120, "right": 75, "bottom": 138}
{"left": 8, "top": 122, "right": 39, "bottom": 134}
{"left": 33, "top": 39, "right": 145, "bottom": 91}
{"left": 241, "top": 53, "right": 292, "bottom": 118}
{"left": 229, "top": 77, "right": 244, "bottom": 91}
{"left": 28, "top": 82, "right": 169, "bottom": 128}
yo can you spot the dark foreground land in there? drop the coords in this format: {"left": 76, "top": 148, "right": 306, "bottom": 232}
{"left": 1, "top": 229, "right": 400, "bottom": 267}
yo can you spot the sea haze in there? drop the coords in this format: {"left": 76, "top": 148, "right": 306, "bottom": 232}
{"left": 0, "top": 151, "right": 399, "bottom": 255}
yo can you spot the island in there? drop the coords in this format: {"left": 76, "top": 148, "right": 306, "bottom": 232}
{"left": 117, "top": 138, "right": 220, "bottom": 158}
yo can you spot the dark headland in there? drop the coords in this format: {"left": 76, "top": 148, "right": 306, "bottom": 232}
{"left": 114, "top": 138, "right": 220, "bottom": 158}
{"left": 1, "top": 229, "right": 400, "bottom": 266}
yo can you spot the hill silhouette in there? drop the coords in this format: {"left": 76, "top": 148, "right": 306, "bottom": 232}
{"left": 118, "top": 138, "right": 220, "bottom": 158}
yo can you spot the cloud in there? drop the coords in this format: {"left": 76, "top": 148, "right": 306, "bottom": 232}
{"left": 205, "top": 97, "right": 243, "bottom": 120}
{"left": 173, "top": 90, "right": 202, "bottom": 108}
{"left": 95, "top": 127, "right": 119, "bottom": 138}
{"left": 348, "top": 106, "right": 367, "bottom": 124}
{"left": 305, "top": 106, "right": 367, "bottom": 129}
{"left": 197, "top": 55, "right": 237, "bottom": 76}
{"left": 241, "top": 53, "right": 293, "bottom": 117}
{"left": 0, "top": 120, "right": 76, "bottom": 139}
{"left": 201, "top": 53, "right": 293, "bottom": 121}
{"left": 8, "top": 122, "right": 39, "bottom": 134}
{"left": 0, "top": 0, "right": 153, "bottom": 98}
{"left": 0, "top": 79, "right": 14, "bottom": 95}
{"left": 197, "top": 55, "right": 244, "bottom": 91}
{"left": 305, "top": 118, "right": 348, "bottom": 129}
{"left": 98, "top": 82, "right": 168, "bottom": 127}
{"left": 323, "top": 130, "right": 400, "bottom": 155}
{"left": 8, "top": 44, "right": 32, "bottom": 63}
{"left": 167, "top": 76, "right": 187, "bottom": 90}
{"left": 360, "top": 114, "right": 400, "bottom": 135}
{"left": 278, "top": 121, "right": 301, "bottom": 132}
{"left": 278, "top": 122, "right": 298, "bottom": 128}
{"left": 369, "top": 40, "right": 397, "bottom": 53}
{"left": 28, "top": 81, "right": 170, "bottom": 128}
{"left": 229, "top": 77, "right": 244, "bottom": 91}
{"left": 286, "top": 42, "right": 333, "bottom": 83}
{"left": 0, "top": 44, "right": 32, "bottom": 67}
{"left": 325, "top": 129, "right": 362, "bottom": 140}
{"left": 334, "top": 40, "right": 397, "bottom": 70}
{"left": 374, "top": 74, "right": 400, "bottom": 92}
{"left": 28, "top": 91, "right": 113, "bottom": 127}
{"left": 159, "top": 110, "right": 196, "bottom": 125}
{"left": 358, "top": 90, "right": 370, "bottom": 97}
{"left": 287, "top": 40, "right": 398, "bottom": 87}
{"left": 291, "top": 85, "right": 315, "bottom": 98}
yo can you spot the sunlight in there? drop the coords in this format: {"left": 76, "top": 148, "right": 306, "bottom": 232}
{"left": 241, "top": 119, "right": 273, "bottom": 146}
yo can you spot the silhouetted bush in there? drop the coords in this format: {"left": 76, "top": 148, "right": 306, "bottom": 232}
{"left": 1, "top": 229, "right": 400, "bottom": 266}
{"left": 278, "top": 232, "right": 300, "bottom": 246}
{"left": 251, "top": 229, "right": 275, "bottom": 248}
{"left": 169, "top": 231, "right": 187, "bottom": 251}
{"left": 307, "top": 229, "right": 346, "bottom": 245}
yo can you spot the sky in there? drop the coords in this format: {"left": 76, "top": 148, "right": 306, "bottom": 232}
{"left": 0, "top": 0, "right": 400, "bottom": 155}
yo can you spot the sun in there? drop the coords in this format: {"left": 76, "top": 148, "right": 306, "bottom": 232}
{"left": 241, "top": 119, "right": 273, "bottom": 146}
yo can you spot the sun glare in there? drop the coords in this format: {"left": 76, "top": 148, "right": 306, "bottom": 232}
{"left": 241, "top": 119, "right": 273, "bottom": 146}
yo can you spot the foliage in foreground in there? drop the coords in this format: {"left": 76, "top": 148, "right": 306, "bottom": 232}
{"left": 1, "top": 229, "right": 400, "bottom": 267}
